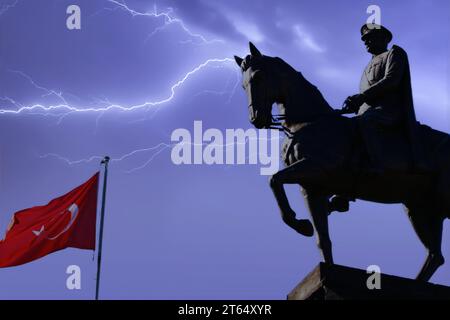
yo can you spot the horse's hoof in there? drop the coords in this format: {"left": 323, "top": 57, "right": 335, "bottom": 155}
{"left": 294, "top": 219, "right": 314, "bottom": 237}
{"left": 416, "top": 254, "right": 445, "bottom": 282}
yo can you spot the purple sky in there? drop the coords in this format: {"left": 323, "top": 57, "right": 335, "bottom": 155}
{"left": 0, "top": 0, "right": 449, "bottom": 299}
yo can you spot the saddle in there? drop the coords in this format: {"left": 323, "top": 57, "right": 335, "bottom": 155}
{"left": 280, "top": 116, "right": 418, "bottom": 175}
{"left": 348, "top": 117, "right": 415, "bottom": 174}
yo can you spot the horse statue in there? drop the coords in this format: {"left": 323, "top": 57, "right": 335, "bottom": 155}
{"left": 234, "top": 42, "right": 450, "bottom": 282}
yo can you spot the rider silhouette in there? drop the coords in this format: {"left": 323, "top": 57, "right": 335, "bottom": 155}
{"left": 342, "top": 23, "right": 428, "bottom": 174}
{"left": 329, "top": 23, "right": 429, "bottom": 214}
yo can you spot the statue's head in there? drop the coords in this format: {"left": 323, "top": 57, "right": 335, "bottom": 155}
{"left": 234, "top": 42, "right": 274, "bottom": 129}
{"left": 361, "top": 23, "right": 392, "bottom": 55}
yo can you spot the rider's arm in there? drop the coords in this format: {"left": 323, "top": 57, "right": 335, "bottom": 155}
{"left": 361, "top": 45, "right": 407, "bottom": 100}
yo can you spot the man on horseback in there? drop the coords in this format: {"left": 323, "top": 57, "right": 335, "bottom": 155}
{"left": 342, "top": 23, "right": 428, "bottom": 174}
{"left": 235, "top": 40, "right": 448, "bottom": 282}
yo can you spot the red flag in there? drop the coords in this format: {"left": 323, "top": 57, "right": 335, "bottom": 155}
{"left": 0, "top": 172, "right": 99, "bottom": 268}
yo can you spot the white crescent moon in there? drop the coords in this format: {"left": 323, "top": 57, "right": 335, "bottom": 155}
{"left": 47, "top": 203, "right": 79, "bottom": 240}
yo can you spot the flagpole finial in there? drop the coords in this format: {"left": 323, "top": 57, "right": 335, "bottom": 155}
{"left": 101, "top": 156, "right": 110, "bottom": 165}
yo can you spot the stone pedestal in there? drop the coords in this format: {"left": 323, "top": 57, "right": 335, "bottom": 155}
{"left": 288, "top": 263, "right": 450, "bottom": 300}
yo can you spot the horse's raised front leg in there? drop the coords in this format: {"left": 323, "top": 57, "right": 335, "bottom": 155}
{"left": 269, "top": 159, "right": 321, "bottom": 237}
{"left": 269, "top": 159, "right": 334, "bottom": 264}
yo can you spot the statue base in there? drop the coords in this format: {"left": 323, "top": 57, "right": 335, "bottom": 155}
{"left": 287, "top": 263, "right": 450, "bottom": 300}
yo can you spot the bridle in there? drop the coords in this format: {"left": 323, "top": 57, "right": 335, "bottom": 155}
{"left": 248, "top": 60, "right": 350, "bottom": 138}
{"left": 269, "top": 114, "right": 293, "bottom": 138}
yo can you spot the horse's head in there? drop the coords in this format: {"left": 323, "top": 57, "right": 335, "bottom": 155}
{"left": 235, "top": 42, "right": 333, "bottom": 129}
{"left": 234, "top": 42, "right": 276, "bottom": 129}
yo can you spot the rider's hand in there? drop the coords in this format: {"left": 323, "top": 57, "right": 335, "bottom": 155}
{"left": 341, "top": 99, "right": 357, "bottom": 113}
{"left": 342, "top": 94, "right": 365, "bottom": 113}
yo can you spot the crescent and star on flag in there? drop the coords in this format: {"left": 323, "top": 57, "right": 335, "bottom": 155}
{"left": 32, "top": 203, "right": 79, "bottom": 240}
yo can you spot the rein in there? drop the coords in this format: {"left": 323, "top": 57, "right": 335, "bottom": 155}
{"left": 268, "top": 109, "right": 352, "bottom": 138}
{"left": 269, "top": 114, "right": 293, "bottom": 138}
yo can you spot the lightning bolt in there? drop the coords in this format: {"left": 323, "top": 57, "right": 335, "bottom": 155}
{"left": 0, "top": 0, "right": 18, "bottom": 17}
{"left": 0, "top": 96, "right": 23, "bottom": 109}
{"left": 190, "top": 65, "right": 240, "bottom": 103}
{"left": 0, "top": 0, "right": 236, "bottom": 124}
{"left": 7, "top": 69, "right": 69, "bottom": 106}
{"left": 39, "top": 142, "right": 172, "bottom": 166}
{"left": 0, "top": 58, "right": 235, "bottom": 117}
{"left": 124, "top": 143, "right": 173, "bottom": 174}
{"left": 39, "top": 142, "right": 174, "bottom": 174}
{"left": 105, "top": 0, "right": 223, "bottom": 45}
{"left": 38, "top": 134, "right": 281, "bottom": 174}
{"left": 4, "top": 0, "right": 246, "bottom": 175}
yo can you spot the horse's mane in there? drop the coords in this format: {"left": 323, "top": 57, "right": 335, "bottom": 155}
{"left": 265, "top": 55, "right": 333, "bottom": 114}
{"left": 270, "top": 56, "right": 327, "bottom": 97}
{"left": 242, "top": 53, "right": 332, "bottom": 121}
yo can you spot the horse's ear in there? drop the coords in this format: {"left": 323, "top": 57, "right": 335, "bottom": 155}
{"left": 249, "top": 42, "right": 262, "bottom": 57}
{"left": 234, "top": 55, "right": 244, "bottom": 67}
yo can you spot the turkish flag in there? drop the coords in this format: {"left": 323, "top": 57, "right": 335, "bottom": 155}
{"left": 0, "top": 172, "right": 99, "bottom": 268}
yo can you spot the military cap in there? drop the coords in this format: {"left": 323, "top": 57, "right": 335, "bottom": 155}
{"left": 361, "top": 23, "right": 393, "bottom": 43}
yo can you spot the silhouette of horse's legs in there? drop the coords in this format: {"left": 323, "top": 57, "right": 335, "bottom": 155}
{"left": 269, "top": 174, "right": 314, "bottom": 237}
{"left": 270, "top": 159, "right": 333, "bottom": 263}
{"left": 302, "top": 189, "right": 334, "bottom": 264}
{"left": 405, "top": 205, "right": 445, "bottom": 281}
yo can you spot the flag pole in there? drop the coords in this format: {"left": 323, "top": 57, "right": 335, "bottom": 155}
{"left": 95, "top": 156, "right": 110, "bottom": 300}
